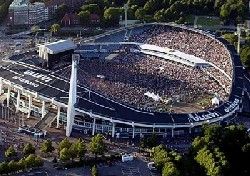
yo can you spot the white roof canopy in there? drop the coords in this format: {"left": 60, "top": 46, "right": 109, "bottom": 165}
{"left": 39, "top": 40, "right": 76, "bottom": 55}
{"left": 139, "top": 44, "right": 210, "bottom": 67}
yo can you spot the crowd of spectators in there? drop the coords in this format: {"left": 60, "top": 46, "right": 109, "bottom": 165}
{"left": 58, "top": 52, "right": 226, "bottom": 112}
{"left": 130, "top": 25, "right": 232, "bottom": 90}
{"left": 57, "top": 25, "right": 233, "bottom": 113}
{"left": 131, "top": 26, "right": 232, "bottom": 72}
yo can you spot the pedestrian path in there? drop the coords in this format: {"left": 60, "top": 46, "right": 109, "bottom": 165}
{"left": 121, "top": 167, "right": 141, "bottom": 176}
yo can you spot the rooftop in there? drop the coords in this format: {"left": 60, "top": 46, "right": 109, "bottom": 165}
{"left": 38, "top": 40, "right": 76, "bottom": 55}
{"left": 10, "top": 0, "right": 29, "bottom": 7}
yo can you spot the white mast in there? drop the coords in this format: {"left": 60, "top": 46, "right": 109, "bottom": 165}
{"left": 66, "top": 54, "right": 79, "bottom": 137}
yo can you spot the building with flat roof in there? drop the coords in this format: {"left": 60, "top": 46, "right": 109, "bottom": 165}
{"left": 8, "top": 0, "right": 48, "bottom": 26}
{"left": 38, "top": 40, "right": 76, "bottom": 69}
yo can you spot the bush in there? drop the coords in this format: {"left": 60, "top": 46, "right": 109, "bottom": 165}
{"left": 5, "top": 146, "right": 17, "bottom": 158}
{"left": 23, "top": 143, "right": 36, "bottom": 156}
{"left": 92, "top": 165, "right": 98, "bottom": 176}
{"left": 0, "top": 154, "right": 44, "bottom": 175}
{"left": 8, "top": 160, "right": 19, "bottom": 173}
{"left": 0, "top": 162, "right": 9, "bottom": 175}
{"left": 240, "top": 46, "right": 250, "bottom": 68}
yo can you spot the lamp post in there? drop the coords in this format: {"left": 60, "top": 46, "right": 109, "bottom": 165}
{"left": 237, "top": 24, "right": 246, "bottom": 54}
{"left": 124, "top": 3, "right": 128, "bottom": 28}
{"left": 237, "top": 24, "right": 242, "bottom": 54}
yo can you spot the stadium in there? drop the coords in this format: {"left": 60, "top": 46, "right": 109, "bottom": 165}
{"left": 0, "top": 23, "right": 248, "bottom": 138}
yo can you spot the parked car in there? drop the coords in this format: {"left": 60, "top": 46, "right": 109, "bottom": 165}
{"left": 147, "top": 162, "right": 157, "bottom": 171}
{"left": 122, "top": 154, "right": 134, "bottom": 162}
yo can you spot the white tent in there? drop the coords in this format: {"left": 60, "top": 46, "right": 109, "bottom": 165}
{"left": 212, "top": 97, "right": 220, "bottom": 106}
{"left": 144, "top": 92, "right": 161, "bottom": 101}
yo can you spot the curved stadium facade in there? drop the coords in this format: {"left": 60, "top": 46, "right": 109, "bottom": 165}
{"left": 0, "top": 23, "right": 247, "bottom": 138}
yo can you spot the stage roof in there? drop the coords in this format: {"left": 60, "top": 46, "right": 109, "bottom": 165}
{"left": 38, "top": 40, "right": 76, "bottom": 55}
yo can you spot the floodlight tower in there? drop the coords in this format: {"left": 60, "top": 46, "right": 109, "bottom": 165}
{"left": 66, "top": 54, "right": 79, "bottom": 137}
{"left": 237, "top": 24, "right": 245, "bottom": 54}
{"left": 237, "top": 24, "right": 242, "bottom": 54}
{"left": 124, "top": 3, "right": 129, "bottom": 28}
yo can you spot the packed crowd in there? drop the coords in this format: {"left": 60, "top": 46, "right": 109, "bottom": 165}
{"left": 58, "top": 51, "right": 227, "bottom": 112}
{"left": 55, "top": 25, "right": 233, "bottom": 112}
{"left": 130, "top": 25, "right": 232, "bottom": 90}
{"left": 203, "top": 67, "right": 231, "bottom": 93}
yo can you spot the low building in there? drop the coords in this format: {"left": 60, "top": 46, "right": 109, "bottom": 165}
{"left": 8, "top": 0, "right": 48, "bottom": 26}
{"left": 45, "top": 0, "right": 85, "bottom": 20}
{"left": 38, "top": 40, "right": 76, "bottom": 69}
{"left": 90, "top": 14, "right": 100, "bottom": 24}
{"left": 61, "top": 13, "right": 79, "bottom": 27}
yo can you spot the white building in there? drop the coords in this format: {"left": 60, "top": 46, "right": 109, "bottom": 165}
{"left": 8, "top": 0, "right": 48, "bottom": 26}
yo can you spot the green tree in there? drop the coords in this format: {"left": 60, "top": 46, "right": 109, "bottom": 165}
{"left": 81, "top": 4, "right": 100, "bottom": 15}
{"left": 69, "top": 143, "right": 78, "bottom": 161}
{"left": 5, "top": 146, "right": 17, "bottom": 158}
{"left": 50, "top": 23, "right": 61, "bottom": 36}
{"left": 17, "top": 158, "right": 26, "bottom": 170}
{"left": 34, "top": 156, "right": 44, "bottom": 167}
{"left": 58, "top": 138, "right": 72, "bottom": 152}
{"left": 152, "top": 145, "right": 170, "bottom": 169}
{"left": 0, "top": 162, "right": 9, "bottom": 175}
{"left": 135, "top": 7, "right": 146, "bottom": 21}
{"left": 128, "top": 0, "right": 148, "bottom": 7}
{"left": 219, "top": 0, "right": 248, "bottom": 23}
{"left": 8, "top": 160, "right": 19, "bottom": 173}
{"left": 23, "top": 143, "right": 35, "bottom": 156}
{"left": 223, "top": 33, "right": 238, "bottom": 46}
{"left": 25, "top": 154, "right": 37, "bottom": 168}
{"left": 75, "top": 138, "right": 86, "bottom": 161}
{"left": 240, "top": 46, "right": 250, "bottom": 68}
{"left": 162, "top": 162, "right": 181, "bottom": 176}
{"left": 195, "top": 147, "right": 228, "bottom": 176}
{"left": 140, "top": 133, "right": 159, "bottom": 149}
{"left": 220, "top": 4, "right": 231, "bottom": 21}
{"left": 89, "top": 134, "right": 106, "bottom": 158}
{"left": 92, "top": 165, "right": 98, "bottom": 176}
{"left": 152, "top": 144, "right": 182, "bottom": 174}
{"left": 41, "top": 140, "right": 54, "bottom": 154}
{"left": 154, "top": 9, "right": 165, "bottom": 22}
{"left": 190, "top": 124, "right": 250, "bottom": 176}
{"left": 78, "top": 10, "right": 91, "bottom": 25}
{"left": 55, "top": 4, "right": 68, "bottom": 20}
{"left": 143, "top": 0, "right": 162, "bottom": 14}
{"left": 128, "top": 5, "right": 138, "bottom": 19}
{"left": 103, "top": 7, "right": 122, "bottom": 26}
{"left": 59, "top": 148, "right": 71, "bottom": 162}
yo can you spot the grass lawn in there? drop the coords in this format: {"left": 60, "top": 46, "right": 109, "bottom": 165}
{"left": 184, "top": 15, "right": 195, "bottom": 25}
{"left": 196, "top": 16, "right": 221, "bottom": 26}
{"left": 184, "top": 15, "right": 221, "bottom": 29}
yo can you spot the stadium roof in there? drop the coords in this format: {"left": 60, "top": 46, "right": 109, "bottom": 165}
{"left": 0, "top": 25, "right": 246, "bottom": 127}
{"left": 139, "top": 44, "right": 210, "bottom": 67}
{"left": 39, "top": 40, "right": 76, "bottom": 55}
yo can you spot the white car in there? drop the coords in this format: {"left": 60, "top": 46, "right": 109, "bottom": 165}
{"left": 122, "top": 154, "right": 134, "bottom": 162}
{"left": 148, "top": 162, "right": 157, "bottom": 171}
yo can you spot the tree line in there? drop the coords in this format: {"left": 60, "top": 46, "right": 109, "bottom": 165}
{"left": 0, "top": 142, "right": 43, "bottom": 175}
{"left": 52, "top": 0, "right": 249, "bottom": 27}
{"left": 0, "top": 134, "right": 108, "bottom": 175}
{"left": 223, "top": 32, "right": 250, "bottom": 68}
{"left": 144, "top": 124, "right": 250, "bottom": 176}
{"left": 0, "top": 0, "right": 249, "bottom": 26}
